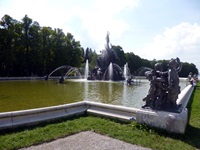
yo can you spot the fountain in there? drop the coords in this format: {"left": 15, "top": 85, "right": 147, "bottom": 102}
{"left": 108, "top": 62, "right": 113, "bottom": 80}
{"left": 137, "top": 67, "right": 152, "bottom": 76}
{"left": 85, "top": 59, "right": 89, "bottom": 80}
{"left": 89, "top": 32, "right": 125, "bottom": 81}
{"left": 124, "top": 63, "right": 129, "bottom": 80}
{"left": 48, "top": 65, "right": 82, "bottom": 80}
{"left": 47, "top": 32, "right": 126, "bottom": 82}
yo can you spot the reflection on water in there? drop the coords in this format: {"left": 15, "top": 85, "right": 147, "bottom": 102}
{"left": 81, "top": 80, "right": 150, "bottom": 108}
{"left": 0, "top": 79, "right": 187, "bottom": 112}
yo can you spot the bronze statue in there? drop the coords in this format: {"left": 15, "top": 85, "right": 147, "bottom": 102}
{"left": 142, "top": 63, "right": 168, "bottom": 109}
{"left": 142, "top": 58, "right": 182, "bottom": 111}
{"left": 166, "top": 57, "right": 182, "bottom": 108}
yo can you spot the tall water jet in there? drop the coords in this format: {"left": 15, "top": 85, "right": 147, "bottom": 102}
{"left": 108, "top": 62, "right": 113, "bottom": 80}
{"left": 85, "top": 59, "right": 89, "bottom": 80}
{"left": 124, "top": 63, "right": 128, "bottom": 80}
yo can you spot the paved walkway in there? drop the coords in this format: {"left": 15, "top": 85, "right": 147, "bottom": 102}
{"left": 21, "top": 131, "right": 151, "bottom": 150}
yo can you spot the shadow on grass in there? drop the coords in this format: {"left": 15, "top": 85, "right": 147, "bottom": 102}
{"left": 183, "top": 85, "right": 200, "bottom": 149}
{"left": 134, "top": 122, "right": 200, "bottom": 149}
{"left": 183, "top": 86, "right": 200, "bottom": 149}
{"left": 183, "top": 125, "right": 200, "bottom": 149}
{"left": 166, "top": 85, "right": 199, "bottom": 149}
{"left": 187, "top": 85, "right": 195, "bottom": 121}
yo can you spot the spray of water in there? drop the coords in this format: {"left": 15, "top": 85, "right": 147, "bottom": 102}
{"left": 108, "top": 62, "right": 113, "bottom": 81}
{"left": 124, "top": 63, "right": 128, "bottom": 80}
{"left": 85, "top": 59, "right": 89, "bottom": 80}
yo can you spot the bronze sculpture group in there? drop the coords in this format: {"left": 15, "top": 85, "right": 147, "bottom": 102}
{"left": 142, "top": 57, "right": 182, "bottom": 111}
{"left": 89, "top": 32, "right": 125, "bottom": 81}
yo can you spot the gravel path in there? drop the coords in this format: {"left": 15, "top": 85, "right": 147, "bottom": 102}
{"left": 21, "top": 131, "right": 151, "bottom": 150}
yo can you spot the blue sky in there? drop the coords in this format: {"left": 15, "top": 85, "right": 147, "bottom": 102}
{"left": 0, "top": 0, "right": 200, "bottom": 72}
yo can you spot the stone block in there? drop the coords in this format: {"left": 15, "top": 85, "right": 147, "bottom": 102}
{"left": 136, "top": 108, "right": 188, "bottom": 134}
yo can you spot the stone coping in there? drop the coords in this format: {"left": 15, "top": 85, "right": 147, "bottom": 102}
{"left": 0, "top": 101, "right": 139, "bottom": 130}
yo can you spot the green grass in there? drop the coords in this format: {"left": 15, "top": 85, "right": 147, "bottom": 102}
{"left": 0, "top": 84, "right": 200, "bottom": 150}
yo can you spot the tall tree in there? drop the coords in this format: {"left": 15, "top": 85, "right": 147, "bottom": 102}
{"left": 29, "top": 21, "right": 42, "bottom": 75}
{"left": 21, "top": 15, "right": 33, "bottom": 76}
{"left": 66, "top": 32, "right": 83, "bottom": 67}
{"left": 40, "top": 27, "right": 54, "bottom": 75}
{"left": 53, "top": 28, "right": 67, "bottom": 67}
{"left": 0, "top": 15, "right": 17, "bottom": 76}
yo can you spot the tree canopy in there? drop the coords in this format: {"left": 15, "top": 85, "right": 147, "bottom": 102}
{"left": 0, "top": 14, "right": 198, "bottom": 77}
{"left": 0, "top": 14, "right": 83, "bottom": 76}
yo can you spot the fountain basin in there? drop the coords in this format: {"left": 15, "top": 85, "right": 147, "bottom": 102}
{"left": 0, "top": 84, "right": 194, "bottom": 133}
{"left": 0, "top": 79, "right": 187, "bottom": 112}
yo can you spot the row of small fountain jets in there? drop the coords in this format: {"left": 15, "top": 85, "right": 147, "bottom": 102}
{"left": 48, "top": 59, "right": 151, "bottom": 82}
{"left": 48, "top": 59, "right": 130, "bottom": 81}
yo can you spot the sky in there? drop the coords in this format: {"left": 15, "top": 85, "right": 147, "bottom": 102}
{"left": 0, "top": 0, "right": 200, "bottom": 72}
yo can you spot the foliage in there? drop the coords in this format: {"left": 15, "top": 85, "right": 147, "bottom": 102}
{"left": 0, "top": 14, "right": 198, "bottom": 77}
{"left": 125, "top": 52, "right": 144, "bottom": 75}
{"left": 179, "top": 62, "right": 198, "bottom": 77}
{"left": 83, "top": 47, "right": 98, "bottom": 70}
{"left": 112, "top": 45, "right": 126, "bottom": 67}
{"left": 0, "top": 15, "right": 83, "bottom": 76}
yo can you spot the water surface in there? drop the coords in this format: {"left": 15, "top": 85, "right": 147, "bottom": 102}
{"left": 0, "top": 79, "right": 186, "bottom": 112}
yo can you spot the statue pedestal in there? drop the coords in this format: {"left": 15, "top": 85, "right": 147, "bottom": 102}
{"left": 136, "top": 107, "right": 188, "bottom": 134}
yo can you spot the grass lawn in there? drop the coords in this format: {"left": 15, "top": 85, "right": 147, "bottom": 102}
{"left": 0, "top": 83, "right": 200, "bottom": 150}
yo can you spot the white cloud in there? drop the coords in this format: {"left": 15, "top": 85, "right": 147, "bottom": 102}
{"left": 138, "top": 22, "right": 200, "bottom": 72}
{"left": 0, "top": 0, "right": 139, "bottom": 51}
{"left": 0, "top": 0, "right": 140, "bottom": 51}
{"left": 71, "top": 0, "right": 140, "bottom": 50}
{"left": 140, "top": 22, "right": 200, "bottom": 60}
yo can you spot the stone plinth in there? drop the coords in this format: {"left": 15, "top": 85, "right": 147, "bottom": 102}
{"left": 136, "top": 108, "right": 188, "bottom": 134}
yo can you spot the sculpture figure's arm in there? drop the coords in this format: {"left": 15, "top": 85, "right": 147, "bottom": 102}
{"left": 176, "top": 57, "right": 182, "bottom": 72}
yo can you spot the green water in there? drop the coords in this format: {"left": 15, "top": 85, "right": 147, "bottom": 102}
{"left": 0, "top": 80, "right": 148, "bottom": 112}
{"left": 0, "top": 80, "right": 84, "bottom": 112}
{"left": 0, "top": 79, "right": 187, "bottom": 112}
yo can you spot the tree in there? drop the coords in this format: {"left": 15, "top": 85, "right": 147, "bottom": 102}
{"left": 40, "top": 27, "right": 54, "bottom": 75}
{"left": 125, "top": 52, "right": 143, "bottom": 75}
{"left": 112, "top": 45, "right": 126, "bottom": 67}
{"left": 52, "top": 28, "right": 67, "bottom": 67}
{"left": 0, "top": 15, "right": 17, "bottom": 76}
{"left": 29, "top": 21, "right": 42, "bottom": 75}
{"left": 21, "top": 14, "right": 33, "bottom": 76}
{"left": 179, "top": 62, "right": 198, "bottom": 77}
{"left": 65, "top": 32, "right": 83, "bottom": 67}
